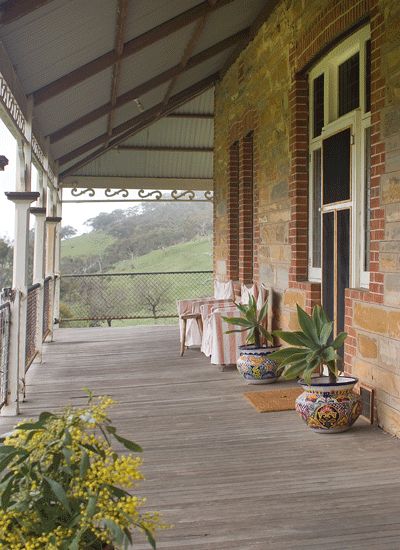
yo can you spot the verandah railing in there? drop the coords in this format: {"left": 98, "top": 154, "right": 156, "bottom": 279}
{"left": 26, "top": 283, "right": 40, "bottom": 370}
{"left": 60, "top": 271, "right": 213, "bottom": 325}
{"left": 0, "top": 302, "right": 11, "bottom": 408}
{"left": 42, "top": 275, "right": 53, "bottom": 340}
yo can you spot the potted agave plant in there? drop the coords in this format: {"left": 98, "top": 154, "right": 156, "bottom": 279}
{"left": 222, "top": 296, "right": 281, "bottom": 384}
{"left": 270, "top": 304, "right": 362, "bottom": 433}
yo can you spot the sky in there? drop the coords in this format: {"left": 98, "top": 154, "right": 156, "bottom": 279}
{"left": 0, "top": 119, "right": 129, "bottom": 241}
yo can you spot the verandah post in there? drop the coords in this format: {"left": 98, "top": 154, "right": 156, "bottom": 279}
{"left": 2, "top": 192, "right": 39, "bottom": 415}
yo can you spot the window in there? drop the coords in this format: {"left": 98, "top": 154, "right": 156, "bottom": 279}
{"left": 313, "top": 74, "right": 324, "bottom": 137}
{"left": 308, "top": 26, "right": 371, "bottom": 287}
{"left": 338, "top": 53, "right": 360, "bottom": 116}
{"left": 311, "top": 149, "right": 322, "bottom": 269}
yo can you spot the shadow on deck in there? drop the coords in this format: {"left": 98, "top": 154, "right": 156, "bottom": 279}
{"left": 1, "top": 325, "right": 400, "bottom": 549}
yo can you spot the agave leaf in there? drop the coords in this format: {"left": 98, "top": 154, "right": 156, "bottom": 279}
{"left": 319, "top": 321, "right": 333, "bottom": 345}
{"left": 319, "top": 306, "right": 328, "bottom": 324}
{"left": 225, "top": 328, "right": 249, "bottom": 334}
{"left": 296, "top": 305, "right": 320, "bottom": 345}
{"left": 332, "top": 331, "right": 347, "bottom": 349}
{"left": 258, "top": 301, "right": 268, "bottom": 323}
{"left": 268, "top": 347, "right": 307, "bottom": 362}
{"left": 273, "top": 330, "right": 312, "bottom": 347}
{"left": 277, "top": 351, "right": 309, "bottom": 368}
{"left": 283, "top": 358, "right": 309, "bottom": 380}
{"left": 221, "top": 316, "right": 251, "bottom": 328}
{"left": 259, "top": 326, "right": 273, "bottom": 344}
{"left": 312, "top": 306, "right": 323, "bottom": 335}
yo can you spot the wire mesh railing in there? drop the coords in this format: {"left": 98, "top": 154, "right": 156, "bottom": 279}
{"left": 0, "top": 302, "right": 11, "bottom": 408}
{"left": 60, "top": 271, "right": 213, "bottom": 325}
{"left": 43, "top": 276, "right": 53, "bottom": 340}
{"left": 26, "top": 283, "right": 40, "bottom": 371}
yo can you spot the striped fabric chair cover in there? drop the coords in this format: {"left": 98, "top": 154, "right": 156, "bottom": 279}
{"left": 202, "top": 284, "right": 268, "bottom": 366}
{"left": 177, "top": 281, "right": 236, "bottom": 348}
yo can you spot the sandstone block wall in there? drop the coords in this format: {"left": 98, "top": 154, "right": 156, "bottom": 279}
{"left": 213, "top": 0, "right": 400, "bottom": 436}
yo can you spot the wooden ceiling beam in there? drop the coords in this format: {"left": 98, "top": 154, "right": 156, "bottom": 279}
{"left": 105, "top": 0, "right": 129, "bottom": 146}
{"left": 167, "top": 112, "right": 213, "bottom": 119}
{"left": 162, "top": 13, "right": 208, "bottom": 106}
{"left": 33, "top": 0, "right": 234, "bottom": 105}
{"left": 49, "top": 28, "right": 244, "bottom": 143}
{"left": 59, "top": 73, "right": 218, "bottom": 175}
{"left": 115, "top": 145, "right": 213, "bottom": 153}
{"left": 0, "top": 0, "right": 54, "bottom": 25}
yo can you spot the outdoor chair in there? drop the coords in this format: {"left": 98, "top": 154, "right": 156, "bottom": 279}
{"left": 201, "top": 283, "right": 268, "bottom": 366}
{"left": 177, "top": 280, "right": 238, "bottom": 356}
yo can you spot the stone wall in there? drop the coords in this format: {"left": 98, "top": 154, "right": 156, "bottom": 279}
{"left": 213, "top": 0, "right": 400, "bottom": 436}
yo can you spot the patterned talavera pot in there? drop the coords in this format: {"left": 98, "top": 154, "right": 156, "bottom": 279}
{"left": 236, "top": 345, "right": 281, "bottom": 384}
{"left": 295, "top": 376, "right": 362, "bottom": 433}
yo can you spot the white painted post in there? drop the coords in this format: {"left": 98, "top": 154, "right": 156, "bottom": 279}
{"left": 2, "top": 191, "right": 39, "bottom": 416}
{"left": 45, "top": 216, "right": 61, "bottom": 342}
{"left": 53, "top": 190, "right": 62, "bottom": 324}
{"left": 30, "top": 206, "right": 46, "bottom": 363}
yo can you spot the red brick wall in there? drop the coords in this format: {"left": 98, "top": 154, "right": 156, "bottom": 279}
{"left": 214, "top": 0, "right": 400, "bottom": 434}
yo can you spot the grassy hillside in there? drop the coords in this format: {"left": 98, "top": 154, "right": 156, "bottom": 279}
{"left": 61, "top": 233, "right": 212, "bottom": 272}
{"left": 112, "top": 237, "right": 212, "bottom": 272}
{"left": 61, "top": 231, "right": 115, "bottom": 259}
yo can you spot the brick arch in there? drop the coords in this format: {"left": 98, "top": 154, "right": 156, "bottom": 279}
{"left": 226, "top": 108, "right": 260, "bottom": 284}
{"left": 287, "top": 0, "right": 384, "bottom": 312}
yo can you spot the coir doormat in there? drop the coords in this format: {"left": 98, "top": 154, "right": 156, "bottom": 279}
{"left": 244, "top": 387, "right": 303, "bottom": 413}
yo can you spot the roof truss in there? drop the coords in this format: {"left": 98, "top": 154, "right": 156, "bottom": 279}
{"left": 49, "top": 28, "right": 246, "bottom": 144}
{"left": 32, "top": 0, "right": 234, "bottom": 105}
{"left": 59, "top": 73, "right": 218, "bottom": 176}
{"left": 0, "top": 0, "right": 54, "bottom": 25}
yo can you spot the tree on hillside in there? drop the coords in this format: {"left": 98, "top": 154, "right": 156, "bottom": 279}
{"left": 0, "top": 237, "right": 13, "bottom": 289}
{"left": 60, "top": 225, "right": 77, "bottom": 240}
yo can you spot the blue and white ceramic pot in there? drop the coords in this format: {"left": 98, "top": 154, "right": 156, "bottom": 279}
{"left": 295, "top": 376, "right": 362, "bottom": 433}
{"left": 236, "top": 345, "right": 281, "bottom": 384}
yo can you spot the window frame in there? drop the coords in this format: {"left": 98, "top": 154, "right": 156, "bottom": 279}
{"left": 308, "top": 25, "right": 371, "bottom": 288}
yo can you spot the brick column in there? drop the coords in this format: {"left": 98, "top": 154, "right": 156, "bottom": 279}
{"left": 288, "top": 73, "right": 309, "bottom": 285}
{"left": 239, "top": 131, "right": 254, "bottom": 284}
{"left": 227, "top": 141, "right": 239, "bottom": 281}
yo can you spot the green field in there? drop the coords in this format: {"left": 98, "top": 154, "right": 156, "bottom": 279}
{"left": 112, "top": 236, "right": 212, "bottom": 272}
{"left": 61, "top": 231, "right": 115, "bottom": 259}
{"left": 60, "top": 233, "right": 213, "bottom": 328}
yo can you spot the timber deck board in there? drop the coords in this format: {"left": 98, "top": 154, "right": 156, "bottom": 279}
{"left": 1, "top": 325, "right": 400, "bottom": 549}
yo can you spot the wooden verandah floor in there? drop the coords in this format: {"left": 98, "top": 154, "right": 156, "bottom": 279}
{"left": 1, "top": 325, "right": 400, "bottom": 549}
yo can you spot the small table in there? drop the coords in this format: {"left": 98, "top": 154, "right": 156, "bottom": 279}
{"left": 180, "top": 313, "right": 203, "bottom": 356}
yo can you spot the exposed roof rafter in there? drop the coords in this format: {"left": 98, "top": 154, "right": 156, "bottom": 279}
{"left": 105, "top": 0, "right": 129, "bottom": 146}
{"left": 115, "top": 145, "right": 213, "bottom": 153}
{"left": 59, "top": 73, "right": 218, "bottom": 176}
{"left": 49, "top": 28, "right": 245, "bottom": 144}
{"left": 0, "top": 0, "right": 54, "bottom": 25}
{"left": 167, "top": 112, "right": 213, "bottom": 119}
{"left": 33, "top": 0, "right": 234, "bottom": 105}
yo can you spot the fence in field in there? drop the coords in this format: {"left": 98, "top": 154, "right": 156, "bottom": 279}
{"left": 60, "top": 271, "right": 213, "bottom": 325}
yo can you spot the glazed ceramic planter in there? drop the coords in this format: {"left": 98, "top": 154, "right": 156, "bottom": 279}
{"left": 236, "top": 345, "right": 281, "bottom": 384}
{"left": 295, "top": 376, "right": 362, "bottom": 433}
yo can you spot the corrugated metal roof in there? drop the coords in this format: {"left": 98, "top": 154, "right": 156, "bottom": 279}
{"left": 34, "top": 68, "right": 113, "bottom": 136}
{"left": 122, "top": 117, "right": 213, "bottom": 148}
{"left": 0, "top": 0, "right": 268, "bottom": 186}
{"left": 118, "top": 24, "right": 198, "bottom": 96}
{"left": 0, "top": 0, "right": 116, "bottom": 92}
{"left": 173, "top": 88, "right": 214, "bottom": 114}
{"left": 73, "top": 148, "right": 213, "bottom": 179}
{"left": 124, "top": 0, "right": 200, "bottom": 41}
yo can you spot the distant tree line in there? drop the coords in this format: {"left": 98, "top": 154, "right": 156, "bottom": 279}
{"left": 61, "top": 202, "right": 212, "bottom": 275}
